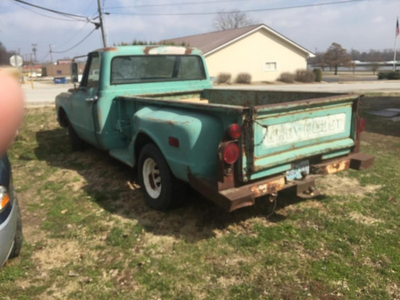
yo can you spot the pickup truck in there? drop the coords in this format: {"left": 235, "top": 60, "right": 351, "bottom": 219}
{"left": 55, "top": 45, "right": 374, "bottom": 212}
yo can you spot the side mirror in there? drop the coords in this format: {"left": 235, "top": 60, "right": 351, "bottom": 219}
{"left": 70, "top": 62, "right": 79, "bottom": 83}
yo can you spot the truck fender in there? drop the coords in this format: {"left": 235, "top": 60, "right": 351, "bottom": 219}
{"left": 132, "top": 106, "right": 224, "bottom": 182}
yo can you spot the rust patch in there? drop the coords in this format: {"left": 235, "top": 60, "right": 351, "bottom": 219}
{"left": 325, "top": 159, "right": 350, "bottom": 174}
{"left": 96, "top": 47, "right": 118, "bottom": 52}
{"left": 184, "top": 48, "right": 193, "bottom": 55}
{"left": 250, "top": 176, "right": 285, "bottom": 197}
{"left": 143, "top": 46, "right": 157, "bottom": 55}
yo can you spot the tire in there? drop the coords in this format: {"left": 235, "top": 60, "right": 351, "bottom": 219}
{"left": 68, "top": 123, "right": 85, "bottom": 151}
{"left": 9, "top": 201, "right": 22, "bottom": 259}
{"left": 138, "top": 144, "right": 186, "bottom": 210}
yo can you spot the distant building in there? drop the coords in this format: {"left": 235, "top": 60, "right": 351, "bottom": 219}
{"left": 162, "top": 24, "right": 314, "bottom": 82}
{"left": 42, "top": 62, "right": 85, "bottom": 77}
{"left": 57, "top": 59, "right": 73, "bottom": 65}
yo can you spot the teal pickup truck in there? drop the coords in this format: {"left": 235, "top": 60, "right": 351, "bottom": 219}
{"left": 55, "top": 46, "right": 374, "bottom": 212}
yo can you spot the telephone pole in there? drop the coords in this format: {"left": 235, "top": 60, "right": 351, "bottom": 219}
{"left": 31, "top": 43, "right": 37, "bottom": 63}
{"left": 49, "top": 44, "right": 54, "bottom": 64}
{"left": 97, "top": 0, "right": 107, "bottom": 47}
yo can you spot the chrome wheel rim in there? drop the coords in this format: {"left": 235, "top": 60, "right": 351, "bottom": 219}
{"left": 142, "top": 158, "right": 162, "bottom": 198}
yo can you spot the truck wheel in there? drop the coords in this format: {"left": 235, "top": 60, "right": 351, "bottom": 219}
{"left": 68, "top": 124, "right": 85, "bottom": 151}
{"left": 9, "top": 201, "right": 22, "bottom": 259}
{"left": 138, "top": 144, "right": 185, "bottom": 210}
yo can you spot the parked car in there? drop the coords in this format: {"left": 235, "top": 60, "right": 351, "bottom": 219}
{"left": 0, "top": 154, "right": 22, "bottom": 268}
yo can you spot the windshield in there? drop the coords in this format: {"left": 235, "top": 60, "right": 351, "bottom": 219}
{"left": 111, "top": 55, "right": 206, "bottom": 85}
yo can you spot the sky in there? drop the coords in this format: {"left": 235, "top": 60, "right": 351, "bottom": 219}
{"left": 0, "top": 0, "right": 399, "bottom": 62}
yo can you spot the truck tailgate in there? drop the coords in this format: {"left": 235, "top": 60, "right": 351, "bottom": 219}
{"left": 244, "top": 94, "right": 359, "bottom": 181}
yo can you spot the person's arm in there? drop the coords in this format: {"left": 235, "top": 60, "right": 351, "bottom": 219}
{"left": 0, "top": 68, "right": 24, "bottom": 154}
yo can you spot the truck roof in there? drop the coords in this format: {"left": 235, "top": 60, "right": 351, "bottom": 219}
{"left": 94, "top": 45, "right": 203, "bottom": 56}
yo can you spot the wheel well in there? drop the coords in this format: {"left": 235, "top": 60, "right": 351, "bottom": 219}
{"left": 58, "top": 108, "right": 69, "bottom": 128}
{"left": 135, "top": 132, "right": 156, "bottom": 162}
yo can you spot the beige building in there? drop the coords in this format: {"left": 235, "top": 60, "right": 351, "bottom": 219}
{"left": 163, "top": 24, "right": 314, "bottom": 82}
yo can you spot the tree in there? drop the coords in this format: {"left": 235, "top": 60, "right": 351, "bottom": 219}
{"left": 213, "top": 10, "right": 253, "bottom": 31}
{"left": 367, "top": 50, "right": 383, "bottom": 74}
{"left": 0, "top": 42, "right": 9, "bottom": 65}
{"left": 323, "top": 43, "right": 351, "bottom": 75}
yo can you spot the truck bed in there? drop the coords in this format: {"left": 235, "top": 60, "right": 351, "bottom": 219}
{"left": 118, "top": 89, "right": 361, "bottom": 182}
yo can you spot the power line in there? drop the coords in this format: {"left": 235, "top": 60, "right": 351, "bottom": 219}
{"left": 53, "top": 28, "right": 97, "bottom": 54}
{"left": 13, "top": 0, "right": 89, "bottom": 21}
{"left": 105, "top": 0, "right": 257, "bottom": 9}
{"left": 10, "top": 0, "right": 80, "bottom": 22}
{"left": 110, "top": 0, "right": 370, "bottom": 16}
{"left": 55, "top": 22, "right": 90, "bottom": 49}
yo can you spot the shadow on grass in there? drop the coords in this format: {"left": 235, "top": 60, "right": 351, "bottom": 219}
{"left": 34, "top": 128, "right": 326, "bottom": 242}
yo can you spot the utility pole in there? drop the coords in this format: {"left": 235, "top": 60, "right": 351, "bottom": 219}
{"left": 31, "top": 43, "right": 37, "bottom": 63}
{"left": 49, "top": 44, "right": 55, "bottom": 77}
{"left": 97, "top": 0, "right": 107, "bottom": 47}
{"left": 30, "top": 53, "right": 34, "bottom": 89}
{"left": 49, "top": 44, "right": 54, "bottom": 64}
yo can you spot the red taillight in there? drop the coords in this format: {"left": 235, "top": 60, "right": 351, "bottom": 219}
{"left": 223, "top": 143, "right": 240, "bottom": 164}
{"left": 357, "top": 118, "right": 366, "bottom": 134}
{"left": 169, "top": 137, "right": 180, "bottom": 148}
{"left": 227, "top": 124, "right": 241, "bottom": 139}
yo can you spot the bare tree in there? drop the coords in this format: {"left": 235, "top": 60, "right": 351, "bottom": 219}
{"left": 324, "top": 43, "right": 351, "bottom": 75}
{"left": 368, "top": 50, "right": 383, "bottom": 74}
{"left": 213, "top": 10, "right": 253, "bottom": 30}
{"left": 0, "top": 42, "right": 9, "bottom": 65}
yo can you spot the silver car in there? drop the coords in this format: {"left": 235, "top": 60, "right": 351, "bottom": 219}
{"left": 0, "top": 154, "right": 22, "bottom": 268}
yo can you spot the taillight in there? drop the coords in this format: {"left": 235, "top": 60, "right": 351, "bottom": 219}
{"left": 0, "top": 186, "right": 9, "bottom": 211}
{"left": 357, "top": 118, "right": 366, "bottom": 134}
{"left": 223, "top": 143, "right": 240, "bottom": 164}
{"left": 227, "top": 124, "right": 241, "bottom": 139}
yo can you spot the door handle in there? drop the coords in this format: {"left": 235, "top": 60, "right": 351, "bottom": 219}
{"left": 86, "top": 95, "right": 98, "bottom": 102}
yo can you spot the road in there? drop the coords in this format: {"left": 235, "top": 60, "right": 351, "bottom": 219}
{"left": 215, "top": 81, "right": 400, "bottom": 93}
{"left": 22, "top": 80, "right": 399, "bottom": 106}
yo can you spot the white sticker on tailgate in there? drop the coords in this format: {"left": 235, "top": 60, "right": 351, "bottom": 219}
{"left": 262, "top": 113, "right": 346, "bottom": 147}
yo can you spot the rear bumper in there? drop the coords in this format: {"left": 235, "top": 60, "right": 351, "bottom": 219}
{"left": 188, "top": 153, "right": 375, "bottom": 212}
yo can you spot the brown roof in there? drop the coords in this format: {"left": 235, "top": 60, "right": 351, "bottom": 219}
{"left": 161, "top": 24, "right": 314, "bottom": 57}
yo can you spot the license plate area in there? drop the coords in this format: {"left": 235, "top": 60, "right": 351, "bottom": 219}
{"left": 286, "top": 160, "right": 310, "bottom": 181}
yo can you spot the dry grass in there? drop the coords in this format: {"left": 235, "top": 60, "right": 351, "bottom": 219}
{"left": 1, "top": 102, "right": 399, "bottom": 299}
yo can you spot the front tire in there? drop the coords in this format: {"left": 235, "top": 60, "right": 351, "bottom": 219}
{"left": 138, "top": 144, "right": 185, "bottom": 210}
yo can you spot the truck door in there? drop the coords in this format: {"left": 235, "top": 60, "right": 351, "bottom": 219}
{"left": 70, "top": 52, "right": 100, "bottom": 147}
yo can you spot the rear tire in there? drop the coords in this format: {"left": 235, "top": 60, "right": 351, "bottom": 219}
{"left": 68, "top": 124, "right": 85, "bottom": 151}
{"left": 9, "top": 201, "right": 22, "bottom": 259}
{"left": 138, "top": 144, "right": 186, "bottom": 210}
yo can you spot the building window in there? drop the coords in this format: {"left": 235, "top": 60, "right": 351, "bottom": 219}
{"left": 264, "top": 62, "right": 277, "bottom": 71}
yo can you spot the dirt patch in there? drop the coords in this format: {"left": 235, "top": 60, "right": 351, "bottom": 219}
{"left": 386, "top": 282, "right": 400, "bottom": 299}
{"left": 317, "top": 175, "right": 381, "bottom": 198}
{"left": 32, "top": 240, "right": 85, "bottom": 271}
{"left": 348, "top": 212, "right": 382, "bottom": 225}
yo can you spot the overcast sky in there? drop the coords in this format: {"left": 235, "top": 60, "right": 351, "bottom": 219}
{"left": 0, "top": 0, "right": 399, "bottom": 62}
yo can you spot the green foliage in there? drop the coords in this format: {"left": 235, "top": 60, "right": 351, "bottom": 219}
{"left": 295, "top": 69, "right": 315, "bottom": 82}
{"left": 377, "top": 70, "right": 400, "bottom": 80}
{"left": 313, "top": 68, "right": 322, "bottom": 82}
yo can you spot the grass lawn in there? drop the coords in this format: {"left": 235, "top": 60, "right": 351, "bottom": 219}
{"left": 1, "top": 96, "right": 399, "bottom": 299}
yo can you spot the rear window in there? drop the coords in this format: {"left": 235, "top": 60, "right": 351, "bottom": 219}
{"left": 111, "top": 55, "right": 206, "bottom": 85}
